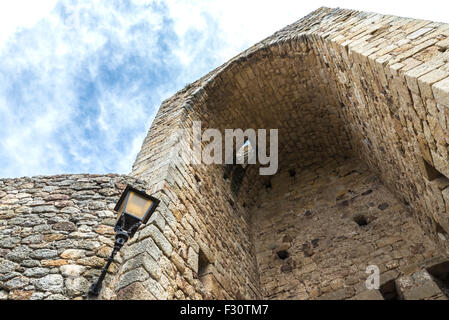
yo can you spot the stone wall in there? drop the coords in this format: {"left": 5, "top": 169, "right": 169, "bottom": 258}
{"left": 0, "top": 174, "right": 146, "bottom": 300}
{"left": 2, "top": 7, "right": 449, "bottom": 300}
{"left": 251, "top": 158, "right": 439, "bottom": 299}
{"left": 127, "top": 7, "right": 449, "bottom": 300}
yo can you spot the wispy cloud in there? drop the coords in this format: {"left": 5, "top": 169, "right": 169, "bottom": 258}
{"left": 0, "top": 0, "right": 448, "bottom": 178}
{"left": 0, "top": 0, "right": 218, "bottom": 178}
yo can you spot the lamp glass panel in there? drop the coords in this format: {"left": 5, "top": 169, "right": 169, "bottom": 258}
{"left": 116, "top": 195, "right": 127, "bottom": 221}
{"left": 125, "top": 191, "right": 153, "bottom": 220}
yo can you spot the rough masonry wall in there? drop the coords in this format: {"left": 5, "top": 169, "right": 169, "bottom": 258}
{"left": 251, "top": 158, "right": 439, "bottom": 300}
{"left": 2, "top": 7, "right": 449, "bottom": 300}
{"left": 0, "top": 174, "right": 146, "bottom": 300}
{"left": 128, "top": 113, "right": 262, "bottom": 299}
{"left": 306, "top": 10, "right": 449, "bottom": 255}
{"left": 129, "top": 7, "right": 449, "bottom": 300}
{"left": 118, "top": 161, "right": 261, "bottom": 300}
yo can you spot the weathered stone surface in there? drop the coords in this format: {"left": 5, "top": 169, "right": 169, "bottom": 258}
{"left": 0, "top": 291, "right": 8, "bottom": 300}
{"left": 142, "top": 254, "right": 162, "bottom": 281}
{"left": 170, "top": 251, "right": 186, "bottom": 274}
{"left": 94, "top": 225, "right": 114, "bottom": 235}
{"left": 317, "top": 287, "right": 355, "bottom": 300}
{"left": 65, "top": 277, "right": 89, "bottom": 296}
{"left": 52, "top": 222, "right": 76, "bottom": 232}
{"left": 124, "top": 237, "right": 161, "bottom": 261}
{"left": 34, "top": 274, "right": 64, "bottom": 293}
{"left": 21, "top": 260, "right": 41, "bottom": 268}
{"left": 116, "top": 282, "right": 155, "bottom": 300}
{"left": 124, "top": 6, "right": 449, "bottom": 300}
{"left": 31, "top": 249, "right": 58, "bottom": 259}
{"left": 118, "top": 267, "right": 149, "bottom": 290}
{"left": 22, "top": 234, "right": 44, "bottom": 244}
{"left": 60, "top": 249, "right": 85, "bottom": 260}
{"left": 432, "top": 77, "right": 449, "bottom": 105}
{"left": 24, "top": 267, "right": 50, "bottom": 277}
{"left": 0, "top": 258, "right": 19, "bottom": 273}
{"left": 44, "top": 234, "right": 66, "bottom": 242}
{"left": 77, "top": 256, "right": 105, "bottom": 268}
{"left": 0, "top": 174, "right": 146, "bottom": 299}
{"left": 8, "top": 290, "right": 33, "bottom": 300}
{"left": 60, "top": 207, "right": 81, "bottom": 214}
{"left": 60, "top": 265, "right": 86, "bottom": 277}
{"left": 32, "top": 206, "right": 58, "bottom": 214}
{"left": 252, "top": 160, "right": 438, "bottom": 299}
{"left": 29, "top": 292, "right": 47, "bottom": 300}
{"left": 143, "top": 277, "right": 168, "bottom": 300}
{"left": 95, "top": 245, "right": 111, "bottom": 258}
{"left": 4, "top": 277, "right": 29, "bottom": 290}
{"left": 0, "top": 237, "right": 21, "bottom": 248}
{"left": 45, "top": 294, "right": 69, "bottom": 300}
{"left": 350, "top": 290, "right": 384, "bottom": 300}
{"left": 139, "top": 225, "right": 172, "bottom": 257}
{"left": 3, "top": 7, "right": 449, "bottom": 301}
{"left": 396, "top": 270, "right": 447, "bottom": 300}
{"left": 6, "top": 246, "right": 32, "bottom": 262}
{"left": 41, "top": 259, "right": 68, "bottom": 267}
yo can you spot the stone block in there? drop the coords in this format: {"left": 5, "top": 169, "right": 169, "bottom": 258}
{"left": 117, "top": 267, "right": 149, "bottom": 291}
{"left": 34, "top": 274, "right": 64, "bottom": 293}
{"left": 60, "top": 265, "right": 86, "bottom": 277}
{"left": 396, "top": 270, "right": 445, "bottom": 300}
{"left": 139, "top": 224, "right": 172, "bottom": 257}
{"left": 350, "top": 289, "right": 384, "bottom": 300}
{"left": 60, "top": 249, "right": 85, "bottom": 260}
{"left": 116, "top": 281, "right": 155, "bottom": 300}
{"left": 418, "top": 69, "right": 449, "bottom": 99}
{"left": 432, "top": 77, "right": 449, "bottom": 105}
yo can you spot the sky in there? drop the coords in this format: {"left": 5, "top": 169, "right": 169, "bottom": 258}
{"left": 0, "top": 0, "right": 448, "bottom": 178}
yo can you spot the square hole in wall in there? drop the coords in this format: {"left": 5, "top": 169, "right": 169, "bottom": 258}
{"left": 231, "top": 165, "right": 246, "bottom": 195}
{"left": 379, "top": 279, "right": 399, "bottom": 300}
{"left": 427, "top": 261, "right": 449, "bottom": 297}
{"left": 354, "top": 214, "right": 368, "bottom": 227}
{"left": 276, "top": 250, "right": 289, "bottom": 260}
{"left": 198, "top": 249, "right": 211, "bottom": 278}
{"left": 288, "top": 168, "right": 296, "bottom": 177}
{"left": 223, "top": 164, "right": 233, "bottom": 180}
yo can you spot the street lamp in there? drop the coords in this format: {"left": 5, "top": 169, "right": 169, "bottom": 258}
{"left": 88, "top": 185, "right": 160, "bottom": 297}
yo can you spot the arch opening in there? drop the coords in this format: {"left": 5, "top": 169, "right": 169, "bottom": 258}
{"left": 129, "top": 7, "right": 449, "bottom": 300}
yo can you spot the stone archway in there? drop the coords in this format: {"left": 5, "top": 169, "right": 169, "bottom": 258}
{"left": 123, "top": 7, "right": 449, "bottom": 300}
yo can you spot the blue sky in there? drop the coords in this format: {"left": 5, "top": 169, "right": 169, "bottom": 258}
{"left": 0, "top": 0, "right": 448, "bottom": 178}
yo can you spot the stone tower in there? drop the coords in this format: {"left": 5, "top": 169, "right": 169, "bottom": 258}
{"left": 1, "top": 7, "right": 449, "bottom": 300}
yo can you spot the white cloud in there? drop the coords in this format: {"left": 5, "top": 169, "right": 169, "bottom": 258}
{"left": 0, "top": 0, "right": 448, "bottom": 178}
{"left": 0, "top": 1, "right": 59, "bottom": 52}
{"left": 164, "top": 0, "right": 449, "bottom": 64}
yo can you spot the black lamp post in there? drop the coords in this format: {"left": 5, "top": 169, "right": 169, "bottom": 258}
{"left": 88, "top": 185, "right": 160, "bottom": 297}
